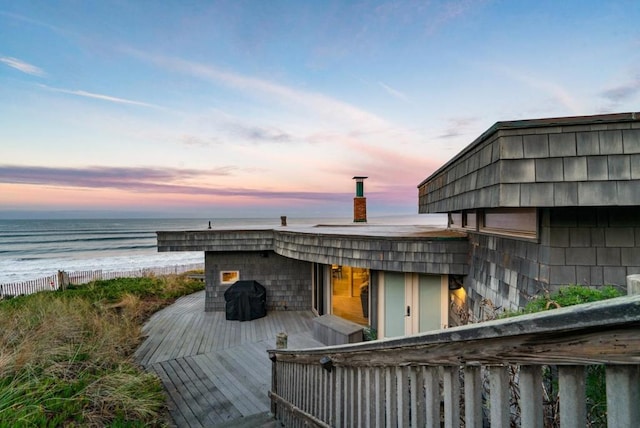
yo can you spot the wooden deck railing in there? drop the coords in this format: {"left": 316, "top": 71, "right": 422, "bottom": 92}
{"left": 268, "top": 295, "right": 640, "bottom": 427}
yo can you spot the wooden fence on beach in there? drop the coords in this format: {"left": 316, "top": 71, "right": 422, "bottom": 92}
{"left": 0, "top": 263, "right": 204, "bottom": 299}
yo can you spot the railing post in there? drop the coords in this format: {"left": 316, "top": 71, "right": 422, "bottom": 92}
{"left": 606, "top": 365, "right": 640, "bottom": 427}
{"left": 520, "top": 365, "right": 543, "bottom": 428}
{"left": 559, "top": 365, "right": 586, "bottom": 428}
{"left": 443, "top": 366, "right": 460, "bottom": 428}
{"left": 627, "top": 274, "right": 640, "bottom": 295}
{"left": 464, "top": 366, "right": 482, "bottom": 427}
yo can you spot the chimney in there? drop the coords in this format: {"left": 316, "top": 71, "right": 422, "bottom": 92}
{"left": 353, "top": 176, "right": 368, "bottom": 223}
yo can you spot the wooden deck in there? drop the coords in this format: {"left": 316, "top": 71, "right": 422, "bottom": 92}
{"left": 135, "top": 290, "right": 323, "bottom": 427}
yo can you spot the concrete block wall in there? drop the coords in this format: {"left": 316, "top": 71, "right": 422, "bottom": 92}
{"left": 204, "top": 251, "right": 311, "bottom": 312}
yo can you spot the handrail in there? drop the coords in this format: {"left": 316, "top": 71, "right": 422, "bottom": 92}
{"left": 268, "top": 295, "right": 640, "bottom": 427}
{"left": 270, "top": 294, "right": 640, "bottom": 365}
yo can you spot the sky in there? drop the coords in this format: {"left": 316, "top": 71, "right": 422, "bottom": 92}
{"left": 1, "top": 0, "right": 639, "bottom": 219}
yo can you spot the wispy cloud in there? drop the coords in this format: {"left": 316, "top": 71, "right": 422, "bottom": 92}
{"left": 0, "top": 10, "right": 64, "bottom": 34}
{"left": 0, "top": 56, "right": 46, "bottom": 76}
{"left": 489, "top": 65, "right": 582, "bottom": 114}
{"left": 600, "top": 73, "right": 640, "bottom": 103}
{"left": 0, "top": 165, "right": 349, "bottom": 201}
{"left": 326, "top": 137, "right": 443, "bottom": 192}
{"left": 424, "top": 0, "right": 486, "bottom": 35}
{"left": 378, "top": 81, "right": 408, "bottom": 101}
{"left": 39, "top": 84, "right": 161, "bottom": 108}
{"left": 178, "top": 134, "right": 222, "bottom": 147}
{"left": 437, "top": 116, "right": 479, "bottom": 139}
{"left": 121, "top": 48, "right": 390, "bottom": 130}
{"left": 223, "top": 123, "right": 293, "bottom": 144}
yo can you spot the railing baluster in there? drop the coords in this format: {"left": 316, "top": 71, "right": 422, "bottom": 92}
{"left": 414, "top": 366, "right": 426, "bottom": 427}
{"left": 464, "top": 366, "right": 482, "bottom": 428}
{"left": 329, "top": 365, "right": 336, "bottom": 426}
{"left": 395, "top": 366, "right": 404, "bottom": 427}
{"left": 443, "top": 366, "right": 460, "bottom": 428}
{"left": 489, "top": 365, "right": 510, "bottom": 427}
{"left": 374, "top": 366, "right": 384, "bottom": 428}
{"left": 363, "top": 366, "right": 372, "bottom": 428}
{"left": 314, "top": 364, "right": 321, "bottom": 419}
{"left": 346, "top": 367, "right": 354, "bottom": 427}
{"left": 606, "top": 364, "right": 640, "bottom": 427}
{"left": 324, "top": 365, "right": 330, "bottom": 422}
{"left": 409, "top": 366, "right": 418, "bottom": 428}
{"left": 335, "top": 367, "right": 343, "bottom": 428}
{"left": 391, "top": 365, "right": 400, "bottom": 427}
{"left": 424, "top": 366, "right": 440, "bottom": 428}
{"left": 302, "top": 364, "right": 308, "bottom": 414}
{"left": 357, "top": 367, "right": 364, "bottom": 427}
{"left": 559, "top": 365, "right": 586, "bottom": 428}
{"left": 520, "top": 365, "right": 543, "bottom": 428}
{"left": 398, "top": 366, "right": 410, "bottom": 427}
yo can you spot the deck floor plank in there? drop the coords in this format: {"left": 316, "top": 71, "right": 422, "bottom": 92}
{"left": 164, "top": 358, "right": 220, "bottom": 427}
{"left": 135, "top": 290, "right": 323, "bottom": 427}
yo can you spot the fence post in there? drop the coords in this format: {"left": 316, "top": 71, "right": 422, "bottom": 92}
{"left": 57, "top": 270, "right": 69, "bottom": 290}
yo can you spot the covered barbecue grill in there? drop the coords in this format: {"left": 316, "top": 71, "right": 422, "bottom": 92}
{"left": 224, "top": 280, "right": 267, "bottom": 321}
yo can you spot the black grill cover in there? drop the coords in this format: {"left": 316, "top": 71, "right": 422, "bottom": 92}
{"left": 224, "top": 280, "right": 267, "bottom": 321}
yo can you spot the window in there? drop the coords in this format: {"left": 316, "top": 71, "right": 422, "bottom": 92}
{"left": 480, "top": 208, "right": 537, "bottom": 238}
{"left": 449, "top": 212, "right": 462, "bottom": 229}
{"left": 220, "top": 270, "right": 240, "bottom": 284}
{"left": 449, "top": 211, "right": 477, "bottom": 230}
{"left": 463, "top": 211, "right": 477, "bottom": 230}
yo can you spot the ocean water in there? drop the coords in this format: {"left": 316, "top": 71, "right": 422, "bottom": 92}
{"left": 0, "top": 218, "right": 282, "bottom": 284}
{"left": 0, "top": 215, "right": 446, "bottom": 284}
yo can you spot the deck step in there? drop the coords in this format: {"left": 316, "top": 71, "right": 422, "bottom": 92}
{"left": 312, "top": 314, "right": 363, "bottom": 345}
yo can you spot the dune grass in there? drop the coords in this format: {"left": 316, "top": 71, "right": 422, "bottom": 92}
{"left": 0, "top": 273, "right": 204, "bottom": 427}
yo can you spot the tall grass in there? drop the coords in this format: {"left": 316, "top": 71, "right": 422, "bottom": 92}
{"left": 0, "top": 273, "right": 204, "bottom": 426}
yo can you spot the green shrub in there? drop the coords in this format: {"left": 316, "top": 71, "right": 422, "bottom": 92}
{"left": 503, "top": 285, "right": 622, "bottom": 318}
{"left": 363, "top": 326, "right": 377, "bottom": 341}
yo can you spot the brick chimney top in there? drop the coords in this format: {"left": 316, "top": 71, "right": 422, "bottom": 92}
{"left": 353, "top": 176, "right": 367, "bottom": 222}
